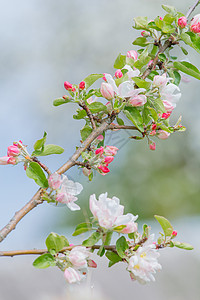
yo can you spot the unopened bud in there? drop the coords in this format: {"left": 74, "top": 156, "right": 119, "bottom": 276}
{"left": 149, "top": 142, "right": 156, "bottom": 151}
{"left": 100, "top": 82, "right": 114, "bottom": 100}
{"left": 115, "top": 69, "right": 123, "bottom": 78}
{"left": 64, "top": 81, "right": 73, "bottom": 90}
{"left": 178, "top": 16, "right": 187, "bottom": 28}
{"left": 79, "top": 81, "right": 85, "bottom": 90}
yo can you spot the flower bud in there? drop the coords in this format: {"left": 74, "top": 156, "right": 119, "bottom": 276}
{"left": 64, "top": 81, "right": 73, "bottom": 90}
{"left": 126, "top": 50, "right": 138, "bottom": 61}
{"left": 129, "top": 95, "right": 147, "bottom": 107}
{"left": 104, "top": 156, "right": 114, "bottom": 164}
{"left": 152, "top": 124, "right": 157, "bottom": 130}
{"left": 48, "top": 172, "right": 62, "bottom": 190}
{"left": 163, "top": 100, "right": 174, "bottom": 113}
{"left": 190, "top": 14, "right": 200, "bottom": 33}
{"left": 88, "top": 259, "right": 97, "bottom": 268}
{"left": 79, "top": 81, "right": 85, "bottom": 90}
{"left": 102, "top": 73, "right": 108, "bottom": 82}
{"left": 153, "top": 74, "right": 168, "bottom": 88}
{"left": 115, "top": 69, "right": 123, "bottom": 78}
{"left": 178, "top": 16, "right": 187, "bottom": 28}
{"left": 149, "top": 142, "right": 156, "bottom": 151}
{"left": 149, "top": 130, "right": 156, "bottom": 136}
{"left": 172, "top": 230, "right": 177, "bottom": 236}
{"left": 0, "top": 156, "right": 17, "bottom": 165}
{"left": 96, "top": 135, "right": 104, "bottom": 142}
{"left": 95, "top": 146, "right": 104, "bottom": 155}
{"left": 104, "top": 146, "right": 118, "bottom": 156}
{"left": 141, "top": 30, "right": 150, "bottom": 37}
{"left": 7, "top": 145, "right": 20, "bottom": 157}
{"left": 100, "top": 83, "right": 114, "bottom": 100}
{"left": 82, "top": 167, "right": 91, "bottom": 177}
{"left": 157, "top": 130, "right": 170, "bottom": 140}
{"left": 161, "top": 112, "right": 171, "bottom": 119}
{"left": 98, "top": 165, "right": 110, "bottom": 174}
{"left": 64, "top": 267, "right": 81, "bottom": 284}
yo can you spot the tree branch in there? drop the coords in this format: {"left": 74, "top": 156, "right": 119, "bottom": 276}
{"left": 108, "top": 124, "right": 138, "bottom": 130}
{"left": 79, "top": 103, "right": 96, "bottom": 130}
{"left": 186, "top": 0, "right": 199, "bottom": 19}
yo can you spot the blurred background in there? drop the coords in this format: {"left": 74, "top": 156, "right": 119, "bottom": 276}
{"left": 0, "top": 0, "right": 200, "bottom": 299}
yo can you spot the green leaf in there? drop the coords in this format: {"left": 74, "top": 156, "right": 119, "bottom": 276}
{"left": 174, "top": 61, "right": 200, "bottom": 80}
{"left": 181, "top": 32, "right": 200, "bottom": 54}
{"left": 82, "top": 232, "right": 101, "bottom": 247}
{"left": 180, "top": 47, "right": 188, "bottom": 56}
{"left": 88, "top": 102, "right": 107, "bottom": 113}
{"left": 142, "top": 107, "right": 151, "bottom": 125}
{"left": 134, "top": 48, "right": 151, "bottom": 69}
{"left": 73, "top": 109, "right": 87, "bottom": 120}
{"left": 72, "top": 222, "right": 93, "bottom": 236}
{"left": 106, "top": 250, "right": 122, "bottom": 267}
{"left": 132, "top": 37, "right": 148, "bottom": 47}
{"left": 153, "top": 97, "right": 166, "bottom": 113}
{"left": 154, "top": 215, "right": 173, "bottom": 237}
{"left": 124, "top": 106, "right": 144, "bottom": 132}
{"left": 46, "top": 232, "right": 69, "bottom": 254}
{"left": 34, "top": 132, "right": 47, "bottom": 150}
{"left": 33, "top": 253, "right": 56, "bottom": 269}
{"left": 173, "top": 241, "right": 194, "bottom": 250}
{"left": 158, "top": 53, "right": 167, "bottom": 62}
{"left": 32, "top": 144, "right": 64, "bottom": 156}
{"left": 80, "top": 125, "right": 93, "bottom": 141}
{"left": 173, "top": 71, "right": 181, "bottom": 86}
{"left": 97, "top": 245, "right": 105, "bottom": 257}
{"left": 114, "top": 53, "right": 126, "bottom": 69}
{"left": 132, "top": 77, "right": 151, "bottom": 89}
{"left": 26, "top": 161, "right": 48, "bottom": 188}
{"left": 116, "top": 117, "right": 124, "bottom": 126}
{"left": 133, "top": 16, "right": 148, "bottom": 29}
{"left": 83, "top": 74, "right": 103, "bottom": 89}
{"left": 53, "top": 97, "right": 72, "bottom": 106}
{"left": 116, "top": 236, "right": 129, "bottom": 258}
{"left": 162, "top": 5, "right": 176, "bottom": 16}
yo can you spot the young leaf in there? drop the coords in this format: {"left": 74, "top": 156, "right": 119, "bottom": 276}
{"left": 106, "top": 250, "right": 122, "bottom": 267}
{"left": 154, "top": 215, "right": 173, "bottom": 237}
{"left": 34, "top": 132, "right": 47, "bottom": 151}
{"left": 124, "top": 106, "right": 144, "bottom": 132}
{"left": 132, "top": 37, "right": 148, "bottom": 47}
{"left": 114, "top": 53, "right": 126, "bottom": 69}
{"left": 73, "top": 109, "right": 87, "bottom": 120}
{"left": 116, "top": 117, "right": 124, "bottom": 126}
{"left": 26, "top": 161, "right": 48, "bottom": 188}
{"left": 83, "top": 74, "right": 103, "bottom": 89}
{"left": 33, "top": 253, "right": 56, "bottom": 269}
{"left": 116, "top": 236, "right": 129, "bottom": 258}
{"left": 72, "top": 222, "right": 93, "bottom": 236}
{"left": 133, "top": 16, "right": 148, "bottom": 29}
{"left": 46, "top": 232, "right": 69, "bottom": 254}
{"left": 173, "top": 241, "right": 194, "bottom": 250}
{"left": 132, "top": 77, "right": 151, "bottom": 89}
{"left": 32, "top": 144, "right": 64, "bottom": 156}
{"left": 174, "top": 61, "right": 200, "bottom": 80}
{"left": 53, "top": 97, "right": 72, "bottom": 106}
{"left": 80, "top": 125, "right": 93, "bottom": 141}
{"left": 88, "top": 102, "right": 107, "bottom": 113}
{"left": 82, "top": 232, "right": 101, "bottom": 247}
{"left": 181, "top": 32, "right": 200, "bottom": 55}
{"left": 161, "top": 5, "right": 176, "bottom": 16}
{"left": 97, "top": 245, "right": 105, "bottom": 257}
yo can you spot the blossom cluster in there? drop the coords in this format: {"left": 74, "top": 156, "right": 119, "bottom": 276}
{"left": 0, "top": 141, "right": 27, "bottom": 166}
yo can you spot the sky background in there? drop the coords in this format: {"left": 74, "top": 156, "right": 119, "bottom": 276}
{"left": 0, "top": 0, "right": 200, "bottom": 299}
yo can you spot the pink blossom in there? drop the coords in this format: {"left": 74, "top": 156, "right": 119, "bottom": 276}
{"left": 7, "top": 145, "right": 20, "bottom": 157}
{"left": 178, "top": 16, "right": 187, "bottom": 28}
{"left": 98, "top": 165, "right": 110, "bottom": 174}
{"left": 88, "top": 259, "right": 97, "bottom": 268}
{"left": 141, "top": 30, "right": 150, "bottom": 37}
{"left": 163, "top": 100, "right": 174, "bottom": 113}
{"left": 150, "top": 130, "right": 156, "bottom": 136}
{"left": 161, "top": 112, "right": 171, "bottom": 119}
{"left": 0, "top": 156, "right": 17, "bottom": 165}
{"left": 104, "top": 156, "right": 114, "bottom": 164}
{"left": 48, "top": 172, "right": 62, "bottom": 190}
{"left": 115, "top": 69, "right": 123, "bottom": 78}
{"left": 129, "top": 94, "right": 147, "bottom": 107}
{"left": 95, "top": 146, "right": 104, "bottom": 155}
{"left": 64, "top": 81, "right": 73, "bottom": 90}
{"left": 96, "top": 135, "right": 104, "bottom": 141}
{"left": 153, "top": 73, "right": 169, "bottom": 88}
{"left": 102, "top": 73, "right": 108, "bottom": 81}
{"left": 100, "top": 82, "right": 114, "bottom": 100}
{"left": 152, "top": 124, "right": 157, "bottom": 130}
{"left": 126, "top": 50, "right": 138, "bottom": 61}
{"left": 104, "top": 146, "right": 118, "bottom": 156}
{"left": 64, "top": 267, "right": 81, "bottom": 284}
{"left": 157, "top": 130, "right": 170, "bottom": 140}
{"left": 79, "top": 81, "right": 85, "bottom": 90}
{"left": 68, "top": 246, "right": 90, "bottom": 268}
{"left": 159, "top": 16, "right": 163, "bottom": 20}
{"left": 172, "top": 230, "right": 177, "bottom": 236}
{"left": 190, "top": 14, "right": 200, "bottom": 33}
{"left": 149, "top": 143, "right": 156, "bottom": 151}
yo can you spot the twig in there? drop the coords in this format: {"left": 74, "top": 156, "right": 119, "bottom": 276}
{"left": 79, "top": 103, "right": 96, "bottom": 130}
{"left": 32, "top": 157, "right": 52, "bottom": 176}
{"left": 186, "top": 0, "right": 199, "bottom": 19}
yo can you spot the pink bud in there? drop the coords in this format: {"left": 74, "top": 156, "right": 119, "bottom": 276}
{"left": 104, "top": 156, "right": 114, "bottom": 164}
{"left": 82, "top": 167, "right": 91, "bottom": 177}
{"left": 149, "top": 142, "right": 156, "bottom": 151}
{"left": 178, "top": 16, "right": 187, "bottom": 28}
{"left": 98, "top": 165, "right": 110, "bottom": 174}
{"left": 152, "top": 124, "right": 157, "bottom": 130}
{"left": 159, "top": 17, "right": 163, "bottom": 21}
{"left": 79, "top": 81, "right": 85, "bottom": 90}
{"left": 141, "top": 30, "right": 150, "bottom": 37}
{"left": 62, "top": 95, "right": 68, "bottom": 99}
{"left": 163, "top": 100, "right": 174, "bottom": 113}
{"left": 161, "top": 112, "right": 171, "bottom": 119}
{"left": 64, "top": 81, "right": 73, "bottom": 90}
{"left": 150, "top": 130, "right": 156, "bottom": 136}
{"left": 95, "top": 146, "right": 104, "bottom": 155}
{"left": 115, "top": 69, "right": 123, "bottom": 78}
{"left": 97, "top": 135, "right": 104, "bottom": 141}
{"left": 48, "top": 172, "right": 62, "bottom": 190}
{"left": 102, "top": 73, "right": 108, "bottom": 82}
{"left": 72, "top": 87, "right": 76, "bottom": 92}
{"left": 100, "top": 82, "right": 114, "bottom": 100}
{"left": 88, "top": 259, "right": 97, "bottom": 268}
{"left": 0, "top": 156, "right": 17, "bottom": 165}
{"left": 190, "top": 14, "right": 200, "bottom": 33}
{"left": 104, "top": 146, "right": 118, "bottom": 156}
{"left": 157, "top": 130, "right": 170, "bottom": 140}
{"left": 129, "top": 95, "right": 147, "bottom": 107}
{"left": 64, "top": 267, "right": 81, "bottom": 284}
{"left": 7, "top": 145, "right": 20, "bottom": 157}
{"left": 172, "top": 230, "right": 177, "bottom": 236}
{"left": 126, "top": 50, "right": 138, "bottom": 61}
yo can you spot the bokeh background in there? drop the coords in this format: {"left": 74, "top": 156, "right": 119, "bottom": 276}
{"left": 0, "top": 0, "right": 200, "bottom": 299}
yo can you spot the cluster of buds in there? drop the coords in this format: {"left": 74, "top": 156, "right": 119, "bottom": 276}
{"left": 63, "top": 80, "right": 86, "bottom": 98}
{"left": 55, "top": 246, "right": 97, "bottom": 284}
{"left": 190, "top": 14, "right": 200, "bottom": 34}
{"left": 0, "top": 141, "right": 28, "bottom": 166}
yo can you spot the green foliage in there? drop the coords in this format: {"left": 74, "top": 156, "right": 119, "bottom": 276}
{"left": 124, "top": 106, "right": 144, "bottom": 132}
{"left": 88, "top": 102, "right": 107, "bottom": 113}
{"left": 80, "top": 125, "right": 93, "bottom": 141}
{"left": 161, "top": 4, "right": 176, "bottom": 16}
{"left": 132, "top": 37, "right": 149, "bottom": 47}
{"left": 72, "top": 222, "right": 93, "bottom": 236}
{"left": 34, "top": 132, "right": 47, "bottom": 150}
{"left": 174, "top": 61, "right": 200, "bottom": 80}
{"left": 172, "top": 241, "right": 194, "bottom": 250}
{"left": 73, "top": 109, "right": 87, "bottom": 120}
{"left": 32, "top": 144, "right": 64, "bottom": 156}
{"left": 26, "top": 161, "right": 48, "bottom": 188}
{"left": 83, "top": 74, "right": 103, "bottom": 89}
{"left": 45, "top": 232, "right": 69, "bottom": 254}
{"left": 114, "top": 53, "right": 126, "bottom": 69}
{"left": 132, "top": 77, "right": 151, "bottom": 89}
{"left": 33, "top": 253, "right": 56, "bottom": 269}
{"left": 133, "top": 16, "right": 148, "bottom": 29}
{"left": 82, "top": 232, "right": 101, "bottom": 247}
{"left": 154, "top": 215, "right": 173, "bottom": 237}
{"left": 106, "top": 251, "right": 122, "bottom": 267}
{"left": 181, "top": 32, "right": 200, "bottom": 55}
{"left": 134, "top": 48, "right": 151, "bottom": 69}
{"left": 116, "top": 236, "right": 129, "bottom": 258}
{"left": 53, "top": 97, "right": 72, "bottom": 106}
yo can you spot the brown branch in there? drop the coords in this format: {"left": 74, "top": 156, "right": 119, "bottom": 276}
{"left": 79, "top": 103, "right": 96, "bottom": 130}
{"left": 0, "top": 119, "right": 113, "bottom": 243}
{"left": 108, "top": 124, "right": 138, "bottom": 130}
{"left": 186, "top": 0, "right": 200, "bottom": 19}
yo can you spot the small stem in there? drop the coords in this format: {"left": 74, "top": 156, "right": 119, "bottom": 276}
{"left": 108, "top": 124, "right": 138, "bottom": 131}
{"left": 186, "top": 0, "right": 199, "bottom": 19}
{"left": 79, "top": 103, "right": 96, "bottom": 130}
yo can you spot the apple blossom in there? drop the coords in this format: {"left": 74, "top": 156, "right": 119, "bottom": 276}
{"left": 129, "top": 94, "right": 147, "bottom": 107}
{"left": 153, "top": 73, "right": 170, "bottom": 88}
{"left": 161, "top": 112, "right": 171, "bottom": 119}
{"left": 127, "top": 235, "right": 162, "bottom": 284}
{"left": 98, "top": 165, "right": 110, "bottom": 174}
{"left": 56, "top": 175, "right": 83, "bottom": 211}
{"left": 157, "top": 130, "right": 170, "bottom": 140}
{"left": 0, "top": 156, "right": 17, "bottom": 165}
{"left": 126, "top": 50, "right": 138, "bottom": 61}
{"left": 100, "top": 82, "right": 114, "bottom": 100}
{"left": 64, "top": 81, "right": 73, "bottom": 90}
{"left": 7, "top": 145, "right": 20, "bottom": 157}
{"left": 48, "top": 172, "right": 62, "bottom": 190}
{"left": 79, "top": 81, "right": 85, "bottom": 90}
{"left": 115, "top": 69, "right": 123, "bottom": 78}
{"left": 149, "top": 142, "right": 156, "bottom": 151}
{"left": 123, "top": 65, "right": 140, "bottom": 79}
{"left": 178, "top": 16, "right": 187, "bottom": 28}
{"left": 160, "top": 83, "right": 181, "bottom": 108}
{"left": 64, "top": 267, "right": 81, "bottom": 284}
{"left": 95, "top": 146, "right": 104, "bottom": 155}
{"left": 68, "top": 246, "right": 91, "bottom": 268}
{"left": 104, "top": 146, "right": 118, "bottom": 156}
{"left": 104, "top": 156, "right": 114, "bottom": 164}
{"left": 190, "top": 14, "right": 200, "bottom": 33}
